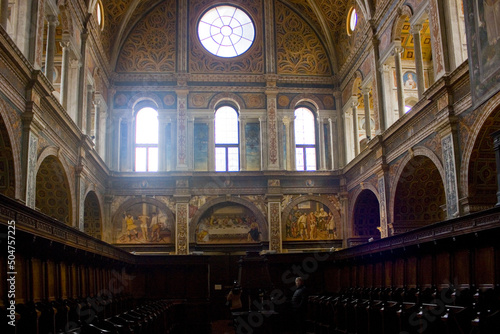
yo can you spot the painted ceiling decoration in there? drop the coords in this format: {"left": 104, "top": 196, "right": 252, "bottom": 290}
{"left": 96, "top": 0, "right": 369, "bottom": 74}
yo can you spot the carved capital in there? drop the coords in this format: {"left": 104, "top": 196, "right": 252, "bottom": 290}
{"left": 46, "top": 15, "right": 59, "bottom": 26}
{"left": 392, "top": 46, "right": 404, "bottom": 55}
{"left": 361, "top": 87, "right": 371, "bottom": 96}
{"left": 410, "top": 24, "right": 423, "bottom": 35}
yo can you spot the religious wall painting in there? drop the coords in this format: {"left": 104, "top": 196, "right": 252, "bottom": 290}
{"left": 283, "top": 200, "right": 338, "bottom": 241}
{"left": 403, "top": 71, "right": 417, "bottom": 89}
{"left": 115, "top": 202, "right": 173, "bottom": 244}
{"left": 464, "top": 0, "right": 500, "bottom": 107}
{"left": 195, "top": 203, "right": 264, "bottom": 244}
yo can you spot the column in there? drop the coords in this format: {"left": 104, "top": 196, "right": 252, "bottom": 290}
{"left": 362, "top": 87, "right": 372, "bottom": 139}
{"left": 410, "top": 23, "right": 425, "bottom": 98}
{"left": 127, "top": 116, "right": 134, "bottom": 171}
{"left": 174, "top": 195, "right": 190, "bottom": 255}
{"left": 30, "top": 0, "right": 46, "bottom": 69}
{"left": 85, "top": 85, "right": 94, "bottom": 136}
{"left": 266, "top": 91, "right": 279, "bottom": 170}
{"left": 176, "top": 89, "right": 189, "bottom": 171}
{"left": 377, "top": 172, "right": 390, "bottom": 238}
{"left": 1, "top": 0, "right": 8, "bottom": 28}
{"left": 59, "top": 41, "right": 70, "bottom": 109}
{"left": 267, "top": 195, "right": 282, "bottom": 252}
{"left": 97, "top": 109, "right": 107, "bottom": 157}
{"left": 372, "top": 36, "right": 386, "bottom": 133}
{"left": 187, "top": 116, "right": 195, "bottom": 170}
{"left": 317, "top": 117, "right": 326, "bottom": 170}
{"left": 239, "top": 116, "right": 247, "bottom": 171}
{"left": 393, "top": 46, "right": 405, "bottom": 117}
{"left": 328, "top": 118, "right": 335, "bottom": 169}
{"left": 93, "top": 99, "right": 101, "bottom": 146}
{"left": 492, "top": 130, "right": 500, "bottom": 206}
{"left": 334, "top": 92, "right": 346, "bottom": 168}
{"left": 208, "top": 114, "right": 215, "bottom": 171}
{"left": 259, "top": 116, "right": 268, "bottom": 170}
{"left": 157, "top": 112, "right": 169, "bottom": 171}
{"left": 77, "top": 29, "right": 88, "bottom": 129}
{"left": 282, "top": 116, "right": 292, "bottom": 170}
{"left": 351, "top": 100, "right": 360, "bottom": 156}
{"left": 44, "top": 15, "right": 58, "bottom": 84}
{"left": 21, "top": 111, "right": 44, "bottom": 207}
{"left": 380, "top": 64, "right": 394, "bottom": 127}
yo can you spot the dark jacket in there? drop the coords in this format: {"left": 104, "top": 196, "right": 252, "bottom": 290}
{"left": 291, "top": 285, "right": 308, "bottom": 313}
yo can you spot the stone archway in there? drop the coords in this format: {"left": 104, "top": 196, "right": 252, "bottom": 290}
{"left": 392, "top": 155, "right": 445, "bottom": 234}
{"left": 0, "top": 113, "right": 16, "bottom": 198}
{"left": 353, "top": 189, "right": 380, "bottom": 239}
{"left": 84, "top": 191, "right": 102, "bottom": 239}
{"left": 465, "top": 109, "right": 500, "bottom": 212}
{"left": 35, "top": 156, "right": 72, "bottom": 225}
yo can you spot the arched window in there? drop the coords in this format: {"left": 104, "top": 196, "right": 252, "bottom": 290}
{"left": 295, "top": 107, "right": 316, "bottom": 171}
{"left": 135, "top": 107, "right": 158, "bottom": 172}
{"left": 215, "top": 106, "right": 239, "bottom": 171}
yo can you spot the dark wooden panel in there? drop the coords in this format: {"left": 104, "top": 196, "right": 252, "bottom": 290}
{"left": 375, "top": 262, "right": 383, "bottom": 287}
{"left": 394, "top": 258, "right": 404, "bottom": 287}
{"left": 475, "top": 246, "right": 495, "bottom": 286}
{"left": 384, "top": 260, "right": 392, "bottom": 287}
{"left": 419, "top": 254, "right": 433, "bottom": 287}
{"left": 436, "top": 251, "right": 450, "bottom": 288}
{"left": 406, "top": 256, "right": 417, "bottom": 288}
{"left": 454, "top": 249, "right": 470, "bottom": 286}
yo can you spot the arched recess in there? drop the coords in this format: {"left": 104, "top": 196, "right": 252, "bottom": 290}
{"left": 391, "top": 152, "right": 446, "bottom": 235}
{"left": 0, "top": 105, "right": 20, "bottom": 199}
{"left": 352, "top": 189, "right": 380, "bottom": 239}
{"left": 35, "top": 155, "right": 73, "bottom": 225}
{"left": 462, "top": 101, "right": 500, "bottom": 212}
{"left": 128, "top": 92, "right": 162, "bottom": 111}
{"left": 289, "top": 94, "right": 323, "bottom": 111}
{"left": 83, "top": 191, "right": 102, "bottom": 239}
{"left": 190, "top": 197, "right": 268, "bottom": 243}
{"left": 208, "top": 93, "right": 245, "bottom": 110}
{"left": 281, "top": 195, "right": 341, "bottom": 241}
{"left": 111, "top": 197, "right": 175, "bottom": 244}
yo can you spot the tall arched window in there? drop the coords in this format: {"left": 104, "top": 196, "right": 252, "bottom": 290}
{"left": 215, "top": 106, "right": 239, "bottom": 171}
{"left": 135, "top": 107, "right": 158, "bottom": 172}
{"left": 295, "top": 107, "right": 316, "bottom": 171}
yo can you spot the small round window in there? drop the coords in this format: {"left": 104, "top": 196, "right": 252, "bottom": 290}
{"left": 198, "top": 5, "right": 255, "bottom": 58}
{"left": 96, "top": 1, "right": 104, "bottom": 30}
{"left": 347, "top": 7, "right": 357, "bottom": 35}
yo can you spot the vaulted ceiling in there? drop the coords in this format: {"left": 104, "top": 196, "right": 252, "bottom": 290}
{"left": 98, "top": 0, "right": 368, "bottom": 74}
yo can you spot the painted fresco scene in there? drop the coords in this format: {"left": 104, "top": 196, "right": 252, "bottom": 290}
{"left": 284, "top": 200, "right": 338, "bottom": 241}
{"left": 115, "top": 203, "right": 173, "bottom": 244}
{"left": 195, "top": 204, "right": 264, "bottom": 244}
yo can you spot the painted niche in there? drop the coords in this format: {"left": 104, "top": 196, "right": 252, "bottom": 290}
{"left": 283, "top": 200, "right": 339, "bottom": 241}
{"left": 114, "top": 202, "right": 173, "bottom": 244}
{"left": 195, "top": 203, "right": 264, "bottom": 244}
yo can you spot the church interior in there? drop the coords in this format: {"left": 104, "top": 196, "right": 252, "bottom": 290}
{"left": 0, "top": 0, "right": 500, "bottom": 333}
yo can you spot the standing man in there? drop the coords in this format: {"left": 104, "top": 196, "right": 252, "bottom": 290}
{"left": 292, "top": 277, "right": 308, "bottom": 333}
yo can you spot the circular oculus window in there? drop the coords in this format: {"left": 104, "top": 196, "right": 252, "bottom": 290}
{"left": 347, "top": 7, "right": 358, "bottom": 35}
{"left": 198, "top": 5, "right": 255, "bottom": 58}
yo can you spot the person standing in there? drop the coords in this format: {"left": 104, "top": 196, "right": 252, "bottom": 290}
{"left": 291, "top": 277, "right": 308, "bottom": 333}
